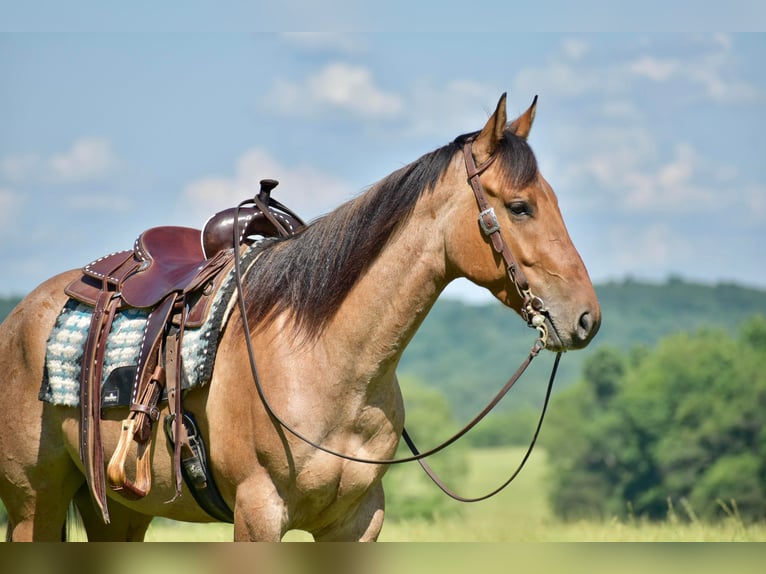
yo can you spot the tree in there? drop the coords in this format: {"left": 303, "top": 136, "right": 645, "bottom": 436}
{"left": 544, "top": 317, "right": 766, "bottom": 523}
{"left": 466, "top": 407, "right": 543, "bottom": 448}
{"left": 583, "top": 346, "right": 625, "bottom": 405}
{"left": 382, "top": 376, "right": 469, "bottom": 521}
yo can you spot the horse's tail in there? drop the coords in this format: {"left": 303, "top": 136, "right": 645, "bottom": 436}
{"left": 4, "top": 504, "right": 84, "bottom": 542}
{"left": 63, "top": 501, "right": 85, "bottom": 542}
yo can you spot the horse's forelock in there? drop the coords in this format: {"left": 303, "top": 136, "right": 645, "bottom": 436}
{"left": 496, "top": 131, "right": 539, "bottom": 188}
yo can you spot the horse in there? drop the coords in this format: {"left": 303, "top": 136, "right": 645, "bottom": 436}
{"left": 0, "top": 93, "right": 600, "bottom": 541}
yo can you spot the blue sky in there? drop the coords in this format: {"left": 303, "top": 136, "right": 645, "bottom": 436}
{"left": 1, "top": 30, "right": 765, "bottom": 301}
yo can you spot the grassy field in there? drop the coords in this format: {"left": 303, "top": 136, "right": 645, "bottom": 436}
{"left": 4, "top": 447, "right": 766, "bottom": 541}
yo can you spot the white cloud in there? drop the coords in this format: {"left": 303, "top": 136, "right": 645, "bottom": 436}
{"left": 629, "top": 56, "right": 681, "bottom": 81}
{"left": 743, "top": 183, "right": 766, "bottom": 224}
{"left": 623, "top": 143, "right": 719, "bottom": 211}
{"left": 513, "top": 59, "right": 601, "bottom": 101}
{"left": 65, "top": 193, "right": 132, "bottom": 212}
{"left": 561, "top": 127, "right": 766, "bottom": 227}
{"left": 309, "top": 63, "right": 403, "bottom": 117}
{"left": 712, "top": 33, "right": 732, "bottom": 51}
{"left": 0, "top": 137, "right": 118, "bottom": 185}
{"left": 264, "top": 62, "right": 403, "bottom": 120}
{"left": 684, "top": 36, "right": 758, "bottom": 103}
{"left": 48, "top": 137, "right": 117, "bottom": 183}
{"left": 262, "top": 63, "right": 502, "bottom": 139}
{"left": 601, "top": 99, "right": 643, "bottom": 120}
{"left": 180, "top": 148, "right": 355, "bottom": 223}
{"left": 401, "top": 78, "right": 500, "bottom": 138}
{"left": 570, "top": 132, "right": 724, "bottom": 214}
{"left": 513, "top": 37, "right": 628, "bottom": 101}
{"left": 626, "top": 36, "right": 761, "bottom": 104}
{"left": 515, "top": 34, "right": 762, "bottom": 109}
{"left": 0, "top": 153, "right": 40, "bottom": 182}
{"left": 561, "top": 38, "right": 589, "bottom": 61}
{"left": 525, "top": 36, "right": 761, "bottom": 223}
{"left": 619, "top": 223, "right": 676, "bottom": 268}
{"left": 686, "top": 51, "right": 761, "bottom": 103}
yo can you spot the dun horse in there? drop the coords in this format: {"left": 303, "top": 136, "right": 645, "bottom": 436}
{"left": 0, "top": 94, "right": 599, "bottom": 541}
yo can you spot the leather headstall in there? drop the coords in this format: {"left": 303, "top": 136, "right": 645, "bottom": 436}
{"left": 462, "top": 139, "right": 550, "bottom": 347}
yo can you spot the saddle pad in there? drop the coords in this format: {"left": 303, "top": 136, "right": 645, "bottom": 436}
{"left": 39, "top": 240, "right": 267, "bottom": 408}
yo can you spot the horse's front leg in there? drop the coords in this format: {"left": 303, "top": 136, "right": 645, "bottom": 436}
{"left": 233, "top": 473, "right": 288, "bottom": 541}
{"left": 313, "top": 480, "right": 385, "bottom": 542}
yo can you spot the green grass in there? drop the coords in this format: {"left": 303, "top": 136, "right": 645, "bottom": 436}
{"left": 377, "top": 448, "right": 766, "bottom": 542}
{"left": 4, "top": 447, "right": 766, "bottom": 541}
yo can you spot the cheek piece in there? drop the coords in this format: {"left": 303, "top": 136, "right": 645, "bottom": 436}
{"left": 462, "top": 139, "right": 549, "bottom": 350}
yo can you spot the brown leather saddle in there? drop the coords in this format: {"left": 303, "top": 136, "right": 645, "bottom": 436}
{"left": 64, "top": 179, "right": 305, "bottom": 523}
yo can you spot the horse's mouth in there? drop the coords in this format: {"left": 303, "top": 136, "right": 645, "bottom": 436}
{"left": 542, "top": 315, "right": 567, "bottom": 353}
{"left": 543, "top": 312, "right": 599, "bottom": 352}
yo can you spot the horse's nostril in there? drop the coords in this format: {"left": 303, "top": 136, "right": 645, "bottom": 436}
{"left": 577, "top": 311, "right": 594, "bottom": 340}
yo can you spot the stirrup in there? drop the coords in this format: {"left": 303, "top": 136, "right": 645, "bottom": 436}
{"left": 107, "top": 418, "right": 153, "bottom": 499}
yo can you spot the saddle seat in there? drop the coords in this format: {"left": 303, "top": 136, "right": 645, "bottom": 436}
{"left": 65, "top": 226, "right": 231, "bottom": 328}
{"left": 122, "top": 226, "right": 208, "bottom": 309}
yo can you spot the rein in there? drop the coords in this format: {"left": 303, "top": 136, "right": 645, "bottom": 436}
{"left": 231, "top": 139, "right": 562, "bottom": 501}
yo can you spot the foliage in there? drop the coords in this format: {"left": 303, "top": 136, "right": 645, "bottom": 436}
{"left": 382, "top": 376, "right": 469, "bottom": 522}
{"left": 464, "top": 407, "right": 543, "bottom": 448}
{"left": 544, "top": 316, "right": 766, "bottom": 523}
{"left": 0, "top": 296, "right": 20, "bottom": 324}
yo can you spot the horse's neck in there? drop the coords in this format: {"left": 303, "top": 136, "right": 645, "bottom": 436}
{"left": 325, "top": 196, "right": 449, "bottom": 385}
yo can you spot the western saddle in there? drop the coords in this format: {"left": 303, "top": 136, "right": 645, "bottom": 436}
{"left": 64, "top": 179, "right": 305, "bottom": 524}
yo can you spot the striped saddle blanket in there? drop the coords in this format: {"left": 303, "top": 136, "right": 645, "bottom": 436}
{"left": 38, "top": 247, "right": 251, "bottom": 409}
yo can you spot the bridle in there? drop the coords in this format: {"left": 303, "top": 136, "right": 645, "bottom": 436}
{"left": 231, "top": 138, "right": 562, "bottom": 502}
{"left": 463, "top": 138, "right": 550, "bottom": 342}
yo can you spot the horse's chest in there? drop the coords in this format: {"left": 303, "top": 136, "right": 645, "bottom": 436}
{"left": 295, "top": 431, "right": 396, "bottom": 496}
{"left": 288, "top": 416, "right": 399, "bottom": 521}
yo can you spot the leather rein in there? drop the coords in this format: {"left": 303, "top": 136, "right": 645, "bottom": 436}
{"left": 231, "top": 138, "right": 562, "bottom": 502}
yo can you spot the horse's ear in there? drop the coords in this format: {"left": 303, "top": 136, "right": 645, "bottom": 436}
{"left": 508, "top": 95, "right": 538, "bottom": 140}
{"left": 473, "top": 93, "right": 508, "bottom": 164}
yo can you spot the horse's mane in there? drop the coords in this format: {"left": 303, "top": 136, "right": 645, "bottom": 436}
{"left": 242, "top": 130, "right": 538, "bottom": 338}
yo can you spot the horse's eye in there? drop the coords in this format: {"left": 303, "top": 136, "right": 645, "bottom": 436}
{"left": 507, "top": 201, "right": 531, "bottom": 217}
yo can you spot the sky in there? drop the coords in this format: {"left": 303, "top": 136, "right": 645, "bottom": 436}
{"left": 1, "top": 28, "right": 765, "bottom": 302}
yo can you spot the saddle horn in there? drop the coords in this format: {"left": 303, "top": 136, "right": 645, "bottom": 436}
{"left": 201, "top": 178, "right": 306, "bottom": 259}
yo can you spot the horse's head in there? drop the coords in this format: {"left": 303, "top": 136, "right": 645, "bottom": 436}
{"left": 445, "top": 94, "right": 600, "bottom": 351}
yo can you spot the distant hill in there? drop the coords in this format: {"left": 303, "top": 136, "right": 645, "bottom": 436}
{"left": 398, "top": 278, "right": 766, "bottom": 418}
{"left": 0, "top": 297, "right": 20, "bottom": 324}
{"left": 2, "top": 278, "right": 765, "bottom": 419}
